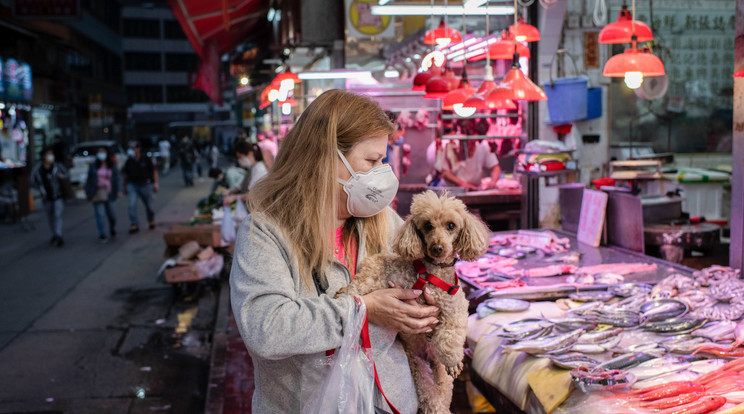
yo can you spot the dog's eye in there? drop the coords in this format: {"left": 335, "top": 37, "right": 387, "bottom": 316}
{"left": 424, "top": 222, "right": 433, "bottom": 232}
{"left": 447, "top": 222, "right": 456, "bottom": 231}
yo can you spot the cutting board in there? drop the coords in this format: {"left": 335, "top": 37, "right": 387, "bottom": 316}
{"left": 527, "top": 366, "right": 574, "bottom": 413}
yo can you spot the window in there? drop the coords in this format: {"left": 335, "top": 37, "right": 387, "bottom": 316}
{"left": 164, "top": 20, "right": 187, "bottom": 39}
{"left": 165, "top": 53, "right": 199, "bottom": 72}
{"left": 122, "top": 18, "right": 160, "bottom": 38}
{"left": 608, "top": 3, "right": 735, "bottom": 153}
{"left": 127, "top": 85, "right": 163, "bottom": 104}
{"left": 125, "top": 52, "right": 162, "bottom": 71}
{"left": 166, "top": 85, "right": 207, "bottom": 103}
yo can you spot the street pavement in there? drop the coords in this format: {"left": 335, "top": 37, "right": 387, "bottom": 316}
{"left": 0, "top": 164, "right": 221, "bottom": 413}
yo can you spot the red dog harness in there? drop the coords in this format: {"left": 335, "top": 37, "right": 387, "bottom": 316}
{"left": 411, "top": 259, "right": 460, "bottom": 295}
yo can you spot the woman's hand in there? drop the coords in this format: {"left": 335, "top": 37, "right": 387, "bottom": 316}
{"left": 362, "top": 288, "right": 439, "bottom": 335}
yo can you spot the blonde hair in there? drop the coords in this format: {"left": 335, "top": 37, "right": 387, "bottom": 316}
{"left": 248, "top": 89, "right": 395, "bottom": 288}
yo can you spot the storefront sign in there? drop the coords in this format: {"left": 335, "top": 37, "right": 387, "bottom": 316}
{"left": 13, "top": 0, "right": 80, "bottom": 19}
{"left": 346, "top": 0, "right": 394, "bottom": 39}
{"left": 583, "top": 32, "right": 599, "bottom": 69}
{"left": 1, "top": 58, "right": 33, "bottom": 102}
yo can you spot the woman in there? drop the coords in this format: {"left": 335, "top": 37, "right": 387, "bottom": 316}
{"left": 223, "top": 141, "right": 269, "bottom": 205}
{"left": 85, "top": 146, "right": 119, "bottom": 243}
{"left": 230, "top": 90, "right": 439, "bottom": 414}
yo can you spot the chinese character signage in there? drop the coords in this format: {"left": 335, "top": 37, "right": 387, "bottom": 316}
{"left": 13, "top": 0, "right": 80, "bottom": 19}
{"left": 2, "top": 57, "right": 33, "bottom": 102}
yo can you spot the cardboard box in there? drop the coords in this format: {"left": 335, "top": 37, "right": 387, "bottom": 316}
{"left": 164, "top": 264, "right": 204, "bottom": 283}
{"left": 163, "top": 224, "right": 222, "bottom": 248}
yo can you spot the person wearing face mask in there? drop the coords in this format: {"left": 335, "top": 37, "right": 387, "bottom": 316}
{"left": 230, "top": 90, "right": 438, "bottom": 414}
{"left": 122, "top": 141, "right": 158, "bottom": 234}
{"left": 30, "top": 147, "right": 69, "bottom": 247}
{"left": 85, "top": 147, "right": 119, "bottom": 243}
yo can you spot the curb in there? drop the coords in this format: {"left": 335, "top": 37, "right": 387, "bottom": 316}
{"left": 204, "top": 278, "right": 231, "bottom": 414}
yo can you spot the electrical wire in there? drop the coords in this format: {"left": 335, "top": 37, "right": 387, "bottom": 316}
{"left": 593, "top": 0, "right": 607, "bottom": 26}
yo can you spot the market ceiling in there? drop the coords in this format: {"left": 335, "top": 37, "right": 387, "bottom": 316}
{"left": 167, "top": 0, "right": 272, "bottom": 57}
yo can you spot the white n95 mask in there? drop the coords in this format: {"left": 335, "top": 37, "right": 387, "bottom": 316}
{"left": 337, "top": 149, "right": 399, "bottom": 218}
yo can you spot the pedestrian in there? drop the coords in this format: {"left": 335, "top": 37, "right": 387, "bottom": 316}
{"left": 178, "top": 135, "right": 195, "bottom": 187}
{"left": 122, "top": 141, "right": 158, "bottom": 234}
{"left": 158, "top": 138, "right": 171, "bottom": 174}
{"left": 85, "top": 146, "right": 119, "bottom": 243}
{"left": 210, "top": 141, "right": 219, "bottom": 169}
{"left": 230, "top": 90, "right": 436, "bottom": 414}
{"left": 30, "top": 146, "right": 69, "bottom": 247}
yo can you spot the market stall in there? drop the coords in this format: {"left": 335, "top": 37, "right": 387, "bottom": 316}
{"left": 458, "top": 228, "right": 744, "bottom": 414}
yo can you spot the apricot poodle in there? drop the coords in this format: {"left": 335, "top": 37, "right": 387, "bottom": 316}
{"left": 337, "top": 190, "right": 490, "bottom": 413}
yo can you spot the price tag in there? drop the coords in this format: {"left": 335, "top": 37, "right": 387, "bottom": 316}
{"left": 577, "top": 189, "right": 608, "bottom": 247}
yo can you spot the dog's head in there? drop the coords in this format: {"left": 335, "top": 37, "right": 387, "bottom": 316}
{"left": 393, "top": 190, "right": 490, "bottom": 265}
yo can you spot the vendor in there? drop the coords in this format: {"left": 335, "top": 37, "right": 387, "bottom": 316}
{"left": 439, "top": 139, "right": 501, "bottom": 190}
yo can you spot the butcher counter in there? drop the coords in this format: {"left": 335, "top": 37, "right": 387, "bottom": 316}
{"left": 460, "top": 229, "right": 703, "bottom": 414}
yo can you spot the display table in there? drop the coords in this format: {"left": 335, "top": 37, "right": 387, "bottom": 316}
{"left": 462, "top": 230, "right": 697, "bottom": 414}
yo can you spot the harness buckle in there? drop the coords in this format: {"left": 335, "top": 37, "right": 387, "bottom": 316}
{"left": 447, "top": 285, "right": 460, "bottom": 295}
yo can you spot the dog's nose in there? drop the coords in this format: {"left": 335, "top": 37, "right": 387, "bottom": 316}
{"left": 430, "top": 245, "right": 444, "bottom": 257}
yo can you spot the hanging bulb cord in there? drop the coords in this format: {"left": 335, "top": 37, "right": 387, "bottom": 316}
{"left": 593, "top": 0, "right": 607, "bottom": 26}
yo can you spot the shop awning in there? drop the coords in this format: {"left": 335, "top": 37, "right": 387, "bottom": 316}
{"left": 167, "top": 0, "right": 270, "bottom": 58}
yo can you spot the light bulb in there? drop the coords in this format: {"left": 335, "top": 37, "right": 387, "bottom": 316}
{"left": 268, "top": 89, "right": 279, "bottom": 102}
{"left": 280, "top": 79, "right": 295, "bottom": 91}
{"left": 240, "top": 77, "right": 249, "bottom": 85}
{"left": 515, "top": 35, "right": 527, "bottom": 42}
{"left": 624, "top": 71, "right": 643, "bottom": 89}
{"left": 421, "top": 51, "right": 446, "bottom": 71}
{"left": 282, "top": 103, "right": 291, "bottom": 115}
{"left": 453, "top": 103, "right": 476, "bottom": 118}
{"left": 435, "top": 37, "right": 452, "bottom": 47}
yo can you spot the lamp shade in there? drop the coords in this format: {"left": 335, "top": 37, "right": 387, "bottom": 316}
{"left": 602, "top": 46, "right": 665, "bottom": 77}
{"left": 488, "top": 58, "right": 547, "bottom": 101}
{"left": 272, "top": 70, "right": 301, "bottom": 86}
{"left": 734, "top": 69, "right": 744, "bottom": 78}
{"left": 424, "top": 20, "right": 463, "bottom": 47}
{"left": 509, "top": 17, "right": 540, "bottom": 42}
{"left": 598, "top": 7, "right": 653, "bottom": 44}
{"left": 484, "top": 90, "right": 517, "bottom": 109}
{"left": 424, "top": 76, "right": 450, "bottom": 99}
{"left": 486, "top": 31, "right": 531, "bottom": 59}
{"left": 442, "top": 84, "right": 476, "bottom": 110}
{"left": 442, "top": 69, "right": 460, "bottom": 90}
{"left": 463, "top": 91, "right": 488, "bottom": 110}
{"left": 412, "top": 71, "right": 434, "bottom": 91}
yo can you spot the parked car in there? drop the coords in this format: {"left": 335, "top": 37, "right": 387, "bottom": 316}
{"left": 69, "top": 140, "right": 127, "bottom": 185}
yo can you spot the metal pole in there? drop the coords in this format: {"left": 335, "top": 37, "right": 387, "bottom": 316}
{"left": 524, "top": 1, "right": 540, "bottom": 229}
{"left": 730, "top": 0, "right": 744, "bottom": 271}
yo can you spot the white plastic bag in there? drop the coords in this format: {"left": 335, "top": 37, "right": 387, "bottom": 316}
{"left": 303, "top": 299, "right": 376, "bottom": 414}
{"left": 234, "top": 197, "right": 248, "bottom": 222}
{"left": 220, "top": 206, "right": 236, "bottom": 244}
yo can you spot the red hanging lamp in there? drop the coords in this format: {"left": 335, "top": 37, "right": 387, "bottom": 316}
{"left": 488, "top": 52, "right": 547, "bottom": 102}
{"left": 271, "top": 70, "right": 301, "bottom": 87}
{"left": 487, "top": 30, "right": 531, "bottom": 60}
{"left": 412, "top": 71, "right": 434, "bottom": 91}
{"left": 424, "top": 75, "right": 451, "bottom": 99}
{"left": 442, "top": 70, "right": 476, "bottom": 110}
{"left": 734, "top": 69, "right": 744, "bottom": 78}
{"left": 424, "top": 19, "right": 463, "bottom": 47}
{"left": 598, "top": 3, "right": 653, "bottom": 44}
{"left": 509, "top": 17, "right": 540, "bottom": 42}
{"left": 602, "top": 0, "right": 664, "bottom": 89}
{"left": 603, "top": 36, "right": 665, "bottom": 89}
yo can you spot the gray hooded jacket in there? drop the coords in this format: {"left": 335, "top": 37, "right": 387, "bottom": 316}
{"left": 230, "top": 209, "right": 417, "bottom": 414}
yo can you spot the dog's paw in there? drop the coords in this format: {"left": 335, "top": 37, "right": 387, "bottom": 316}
{"left": 446, "top": 361, "right": 463, "bottom": 378}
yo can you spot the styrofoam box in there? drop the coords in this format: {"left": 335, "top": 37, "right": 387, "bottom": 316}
{"left": 647, "top": 168, "right": 730, "bottom": 221}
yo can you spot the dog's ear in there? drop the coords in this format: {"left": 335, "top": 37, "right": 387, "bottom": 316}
{"left": 454, "top": 209, "right": 490, "bottom": 262}
{"left": 393, "top": 216, "right": 424, "bottom": 261}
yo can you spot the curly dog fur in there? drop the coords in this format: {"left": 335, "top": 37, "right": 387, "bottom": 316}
{"left": 337, "top": 190, "right": 490, "bottom": 413}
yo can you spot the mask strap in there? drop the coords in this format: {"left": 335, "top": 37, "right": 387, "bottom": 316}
{"left": 337, "top": 150, "right": 358, "bottom": 184}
